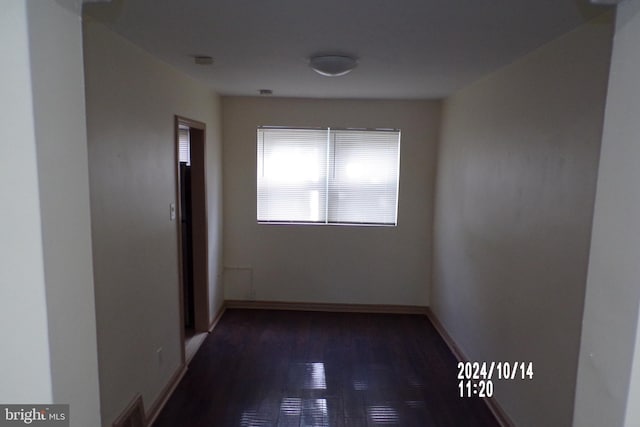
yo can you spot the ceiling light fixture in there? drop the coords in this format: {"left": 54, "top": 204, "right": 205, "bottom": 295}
{"left": 309, "top": 54, "right": 358, "bottom": 77}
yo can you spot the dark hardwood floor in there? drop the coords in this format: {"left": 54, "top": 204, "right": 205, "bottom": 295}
{"left": 153, "top": 309, "right": 500, "bottom": 427}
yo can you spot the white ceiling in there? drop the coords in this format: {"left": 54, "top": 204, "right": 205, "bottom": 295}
{"left": 85, "top": 0, "right": 607, "bottom": 99}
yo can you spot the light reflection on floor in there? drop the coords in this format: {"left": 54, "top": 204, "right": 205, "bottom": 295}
{"left": 275, "top": 397, "right": 330, "bottom": 427}
{"left": 352, "top": 379, "right": 368, "bottom": 390}
{"left": 301, "top": 398, "right": 328, "bottom": 427}
{"left": 303, "top": 362, "right": 327, "bottom": 390}
{"left": 239, "top": 409, "right": 270, "bottom": 427}
{"left": 367, "top": 405, "right": 400, "bottom": 424}
{"left": 405, "top": 400, "right": 426, "bottom": 409}
{"left": 279, "top": 397, "right": 302, "bottom": 416}
{"left": 240, "top": 361, "right": 428, "bottom": 426}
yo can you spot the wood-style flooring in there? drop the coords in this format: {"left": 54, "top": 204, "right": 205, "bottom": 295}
{"left": 153, "top": 309, "right": 500, "bottom": 427}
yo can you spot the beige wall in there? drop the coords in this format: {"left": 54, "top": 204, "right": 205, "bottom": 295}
{"left": 83, "top": 20, "right": 223, "bottom": 426}
{"left": 432, "top": 16, "right": 613, "bottom": 427}
{"left": 574, "top": 2, "right": 640, "bottom": 426}
{"left": 29, "top": 2, "right": 102, "bottom": 424}
{"left": 0, "top": 1, "right": 102, "bottom": 426}
{"left": 222, "top": 97, "right": 439, "bottom": 306}
{"left": 0, "top": 0, "right": 55, "bottom": 405}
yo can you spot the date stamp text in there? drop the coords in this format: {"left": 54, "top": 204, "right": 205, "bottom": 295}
{"left": 457, "top": 361, "right": 534, "bottom": 398}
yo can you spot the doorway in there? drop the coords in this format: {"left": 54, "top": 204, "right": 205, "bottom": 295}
{"left": 175, "top": 116, "right": 209, "bottom": 363}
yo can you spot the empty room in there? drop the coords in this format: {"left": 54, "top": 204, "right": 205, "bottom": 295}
{"left": 2, "top": 1, "right": 640, "bottom": 427}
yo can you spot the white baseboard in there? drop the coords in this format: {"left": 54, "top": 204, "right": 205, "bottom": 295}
{"left": 224, "top": 299, "right": 429, "bottom": 315}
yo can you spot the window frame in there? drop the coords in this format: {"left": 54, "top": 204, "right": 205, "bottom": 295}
{"left": 256, "top": 126, "right": 401, "bottom": 227}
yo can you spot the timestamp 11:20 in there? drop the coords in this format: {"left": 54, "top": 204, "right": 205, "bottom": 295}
{"left": 458, "top": 380, "right": 494, "bottom": 398}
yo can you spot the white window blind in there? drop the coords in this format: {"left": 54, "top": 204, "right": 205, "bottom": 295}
{"left": 178, "top": 128, "right": 190, "bottom": 165}
{"left": 329, "top": 130, "right": 400, "bottom": 225}
{"left": 257, "top": 127, "right": 401, "bottom": 225}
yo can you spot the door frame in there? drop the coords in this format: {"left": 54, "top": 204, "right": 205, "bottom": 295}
{"left": 174, "top": 115, "right": 209, "bottom": 364}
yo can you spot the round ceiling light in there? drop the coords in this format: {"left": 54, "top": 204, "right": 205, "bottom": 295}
{"left": 309, "top": 54, "right": 358, "bottom": 77}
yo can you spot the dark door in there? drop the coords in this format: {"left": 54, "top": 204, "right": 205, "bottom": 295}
{"left": 180, "top": 162, "right": 195, "bottom": 330}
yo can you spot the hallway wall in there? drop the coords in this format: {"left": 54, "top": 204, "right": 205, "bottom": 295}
{"left": 0, "top": 2, "right": 102, "bottom": 426}
{"left": 83, "top": 19, "right": 223, "bottom": 426}
{"left": 433, "top": 15, "right": 613, "bottom": 427}
{"left": 574, "top": 2, "right": 640, "bottom": 426}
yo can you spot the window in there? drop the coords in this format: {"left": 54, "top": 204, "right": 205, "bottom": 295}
{"left": 257, "top": 127, "right": 401, "bottom": 225}
{"left": 178, "top": 126, "right": 190, "bottom": 165}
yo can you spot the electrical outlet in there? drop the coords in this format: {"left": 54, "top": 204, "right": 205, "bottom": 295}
{"left": 169, "top": 203, "right": 176, "bottom": 221}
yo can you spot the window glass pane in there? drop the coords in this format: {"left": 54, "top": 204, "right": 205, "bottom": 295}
{"left": 329, "top": 130, "right": 400, "bottom": 224}
{"left": 257, "top": 127, "right": 400, "bottom": 225}
{"left": 257, "top": 128, "right": 328, "bottom": 222}
{"left": 178, "top": 128, "right": 190, "bottom": 165}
